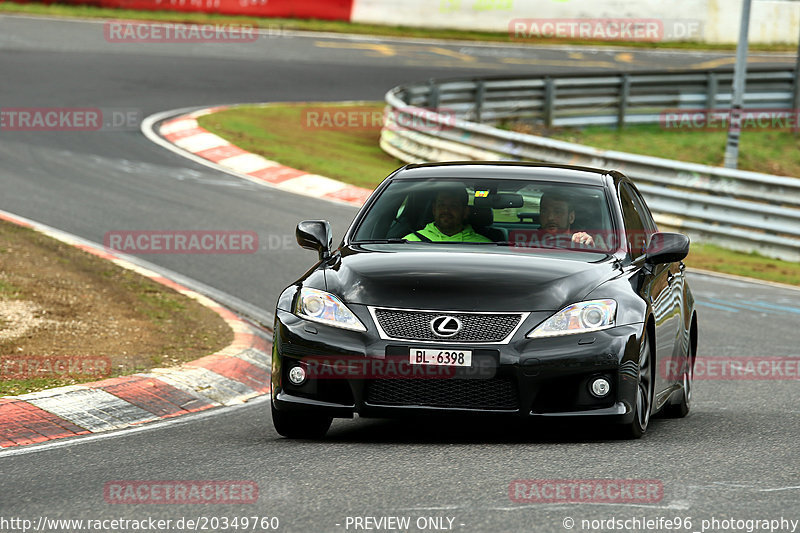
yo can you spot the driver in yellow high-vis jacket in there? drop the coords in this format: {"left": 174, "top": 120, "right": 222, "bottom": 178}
{"left": 404, "top": 187, "right": 492, "bottom": 243}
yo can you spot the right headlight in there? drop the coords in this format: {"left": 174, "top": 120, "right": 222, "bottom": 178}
{"left": 527, "top": 299, "right": 617, "bottom": 338}
{"left": 295, "top": 287, "right": 367, "bottom": 332}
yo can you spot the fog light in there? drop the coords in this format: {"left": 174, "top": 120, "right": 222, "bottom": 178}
{"left": 288, "top": 365, "right": 307, "bottom": 385}
{"left": 590, "top": 377, "right": 611, "bottom": 398}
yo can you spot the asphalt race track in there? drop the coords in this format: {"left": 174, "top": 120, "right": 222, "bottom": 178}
{"left": 1, "top": 15, "right": 799, "bottom": 533}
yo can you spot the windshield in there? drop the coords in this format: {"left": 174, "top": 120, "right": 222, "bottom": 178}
{"left": 351, "top": 177, "right": 619, "bottom": 253}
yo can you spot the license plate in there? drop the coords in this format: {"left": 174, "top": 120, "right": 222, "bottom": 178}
{"left": 410, "top": 349, "right": 472, "bottom": 367}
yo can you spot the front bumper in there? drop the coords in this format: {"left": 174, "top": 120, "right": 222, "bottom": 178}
{"left": 272, "top": 309, "right": 643, "bottom": 423}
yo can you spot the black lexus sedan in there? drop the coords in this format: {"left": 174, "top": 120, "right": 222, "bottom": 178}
{"left": 271, "top": 162, "right": 697, "bottom": 439}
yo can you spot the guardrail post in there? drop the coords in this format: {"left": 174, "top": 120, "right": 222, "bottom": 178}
{"left": 793, "top": 49, "right": 800, "bottom": 134}
{"left": 474, "top": 80, "right": 485, "bottom": 123}
{"left": 427, "top": 79, "right": 440, "bottom": 110}
{"left": 617, "top": 74, "right": 630, "bottom": 130}
{"left": 543, "top": 77, "right": 555, "bottom": 128}
{"left": 706, "top": 72, "right": 718, "bottom": 111}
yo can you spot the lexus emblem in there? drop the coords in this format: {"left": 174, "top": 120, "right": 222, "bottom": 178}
{"left": 430, "top": 316, "right": 462, "bottom": 337}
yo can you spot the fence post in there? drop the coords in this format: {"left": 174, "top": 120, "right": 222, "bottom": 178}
{"left": 543, "top": 77, "right": 555, "bottom": 128}
{"left": 427, "top": 79, "right": 440, "bottom": 110}
{"left": 617, "top": 74, "right": 630, "bottom": 130}
{"left": 793, "top": 41, "right": 800, "bottom": 134}
{"left": 706, "top": 71, "right": 718, "bottom": 110}
{"left": 474, "top": 80, "right": 485, "bottom": 123}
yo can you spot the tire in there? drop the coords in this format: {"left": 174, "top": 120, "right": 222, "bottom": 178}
{"left": 663, "top": 342, "right": 692, "bottom": 418}
{"left": 271, "top": 402, "right": 332, "bottom": 439}
{"left": 618, "top": 330, "right": 653, "bottom": 439}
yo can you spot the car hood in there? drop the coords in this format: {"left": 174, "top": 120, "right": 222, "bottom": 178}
{"left": 323, "top": 244, "right": 616, "bottom": 312}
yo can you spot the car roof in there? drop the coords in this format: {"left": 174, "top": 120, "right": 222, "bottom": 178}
{"left": 392, "top": 161, "right": 612, "bottom": 187}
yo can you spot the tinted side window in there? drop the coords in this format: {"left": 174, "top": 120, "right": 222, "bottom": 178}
{"left": 618, "top": 184, "right": 650, "bottom": 259}
{"left": 627, "top": 183, "right": 657, "bottom": 232}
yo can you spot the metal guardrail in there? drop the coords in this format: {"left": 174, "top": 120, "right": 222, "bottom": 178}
{"left": 381, "top": 67, "right": 800, "bottom": 262}
{"left": 400, "top": 68, "right": 799, "bottom": 128}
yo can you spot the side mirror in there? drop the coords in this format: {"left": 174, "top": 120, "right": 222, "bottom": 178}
{"left": 645, "top": 232, "right": 689, "bottom": 264}
{"left": 296, "top": 220, "right": 333, "bottom": 261}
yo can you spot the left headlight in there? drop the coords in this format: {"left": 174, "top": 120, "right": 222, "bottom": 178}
{"left": 295, "top": 287, "right": 367, "bottom": 332}
{"left": 527, "top": 299, "right": 617, "bottom": 338}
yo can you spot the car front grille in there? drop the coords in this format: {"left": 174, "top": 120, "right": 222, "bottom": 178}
{"left": 371, "top": 308, "right": 524, "bottom": 343}
{"left": 365, "top": 378, "right": 519, "bottom": 411}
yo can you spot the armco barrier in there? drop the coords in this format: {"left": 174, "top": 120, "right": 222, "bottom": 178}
{"left": 380, "top": 68, "right": 800, "bottom": 262}
{"left": 396, "top": 68, "right": 799, "bottom": 129}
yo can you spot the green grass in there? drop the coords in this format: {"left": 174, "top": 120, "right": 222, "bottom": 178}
{"left": 0, "top": 219, "right": 232, "bottom": 396}
{"left": 1, "top": 1, "right": 796, "bottom": 51}
{"left": 199, "top": 102, "right": 800, "bottom": 285}
{"left": 687, "top": 243, "right": 800, "bottom": 285}
{"left": 197, "top": 103, "right": 404, "bottom": 189}
{"left": 135, "top": 286, "right": 187, "bottom": 322}
{"left": 0, "top": 377, "right": 92, "bottom": 397}
{"left": 0, "top": 280, "right": 22, "bottom": 299}
{"left": 541, "top": 123, "right": 800, "bottom": 177}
